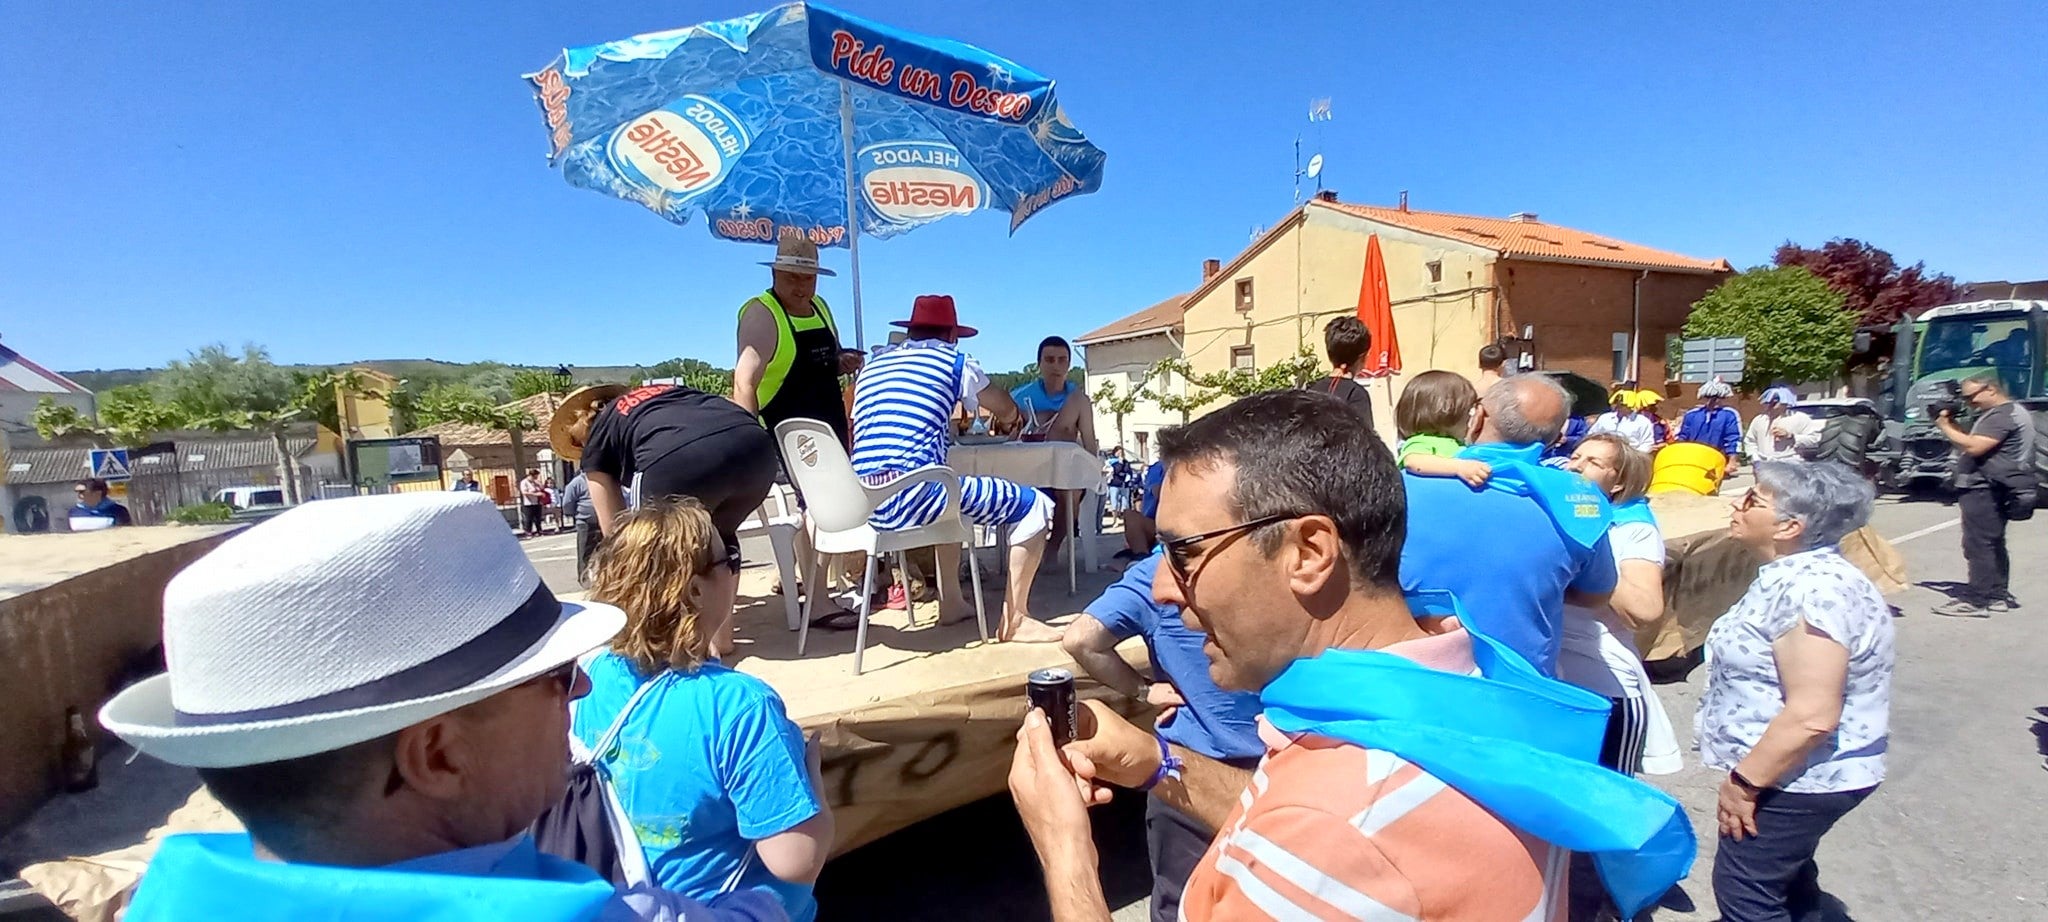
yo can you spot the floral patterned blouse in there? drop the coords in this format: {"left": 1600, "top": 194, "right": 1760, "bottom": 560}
{"left": 1695, "top": 546, "right": 1895, "bottom": 794}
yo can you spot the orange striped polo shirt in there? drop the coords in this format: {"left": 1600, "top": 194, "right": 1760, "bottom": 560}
{"left": 1179, "top": 630, "right": 1568, "bottom": 921}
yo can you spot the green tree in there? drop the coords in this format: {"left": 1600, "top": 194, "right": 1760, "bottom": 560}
{"left": 645, "top": 357, "right": 733, "bottom": 396}
{"left": 1092, "top": 377, "right": 1146, "bottom": 448}
{"left": 509, "top": 368, "right": 568, "bottom": 400}
{"left": 31, "top": 386, "right": 186, "bottom": 447}
{"left": 1683, "top": 266, "right": 1858, "bottom": 390}
{"left": 152, "top": 344, "right": 363, "bottom": 505}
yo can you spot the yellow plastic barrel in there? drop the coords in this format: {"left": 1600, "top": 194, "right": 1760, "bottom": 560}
{"left": 1649, "top": 442, "right": 1729, "bottom": 496}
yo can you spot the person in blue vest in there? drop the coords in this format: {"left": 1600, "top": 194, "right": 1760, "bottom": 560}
{"left": 1398, "top": 375, "right": 1618, "bottom": 676}
{"left": 70, "top": 478, "right": 132, "bottom": 528}
{"left": 97, "top": 492, "right": 786, "bottom": 921}
{"left": 1677, "top": 377, "right": 1744, "bottom": 465}
{"left": 1059, "top": 551, "right": 1262, "bottom": 922}
{"left": 1011, "top": 335, "right": 1098, "bottom": 563}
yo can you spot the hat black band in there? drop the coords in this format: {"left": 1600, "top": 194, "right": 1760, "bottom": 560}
{"left": 172, "top": 582, "right": 564, "bottom": 727}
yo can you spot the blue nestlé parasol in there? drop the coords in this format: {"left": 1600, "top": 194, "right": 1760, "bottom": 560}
{"left": 527, "top": 2, "right": 1107, "bottom": 346}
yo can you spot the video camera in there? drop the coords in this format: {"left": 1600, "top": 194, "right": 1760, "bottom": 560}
{"left": 1926, "top": 379, "right": 1965, "bottom": 421}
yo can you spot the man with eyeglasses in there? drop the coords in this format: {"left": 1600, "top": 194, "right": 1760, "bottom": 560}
{"left": 70, "top": 477, "right": 133, "bottom": 529}
{"left": 1007, "top": 390, "right": 1692, "bottom": 922}
{"left": 1934, "top": 372, "right": 2037, "bottom": 617}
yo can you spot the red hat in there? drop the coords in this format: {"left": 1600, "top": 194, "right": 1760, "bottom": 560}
{"left": 890, "top": 294, "right": 979, "bottom": 338}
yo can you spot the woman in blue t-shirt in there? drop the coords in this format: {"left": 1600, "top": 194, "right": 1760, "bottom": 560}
{"left": 572, "top": 500, "right": 832, "bottom": 922}
{"left": 1010, "top": 336, "right": 1098, "bottom": 561}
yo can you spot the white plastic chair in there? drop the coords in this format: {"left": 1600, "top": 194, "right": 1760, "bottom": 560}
{"left": 735, "top": 484, "right": 803, "bottom": 631}
{"left": 774, "top": 418, "right": 987, "bottom": 674}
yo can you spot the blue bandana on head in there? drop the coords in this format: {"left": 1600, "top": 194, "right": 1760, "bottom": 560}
{"left": 1457, "top": 442, "right": 1614, "bottom": 549}
{"left": 125, "top": 834, "right": 616, "bottom": 922}
{"left": 1257, "top": 591, "right": 1695, "bottom": 918}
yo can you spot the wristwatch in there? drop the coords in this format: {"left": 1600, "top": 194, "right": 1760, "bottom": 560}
{"left": 1728, "top": 768, "right": 1764, "bottom": 794}
{"left": 1137, "top": 681, "right": 1154, "bottom": 703}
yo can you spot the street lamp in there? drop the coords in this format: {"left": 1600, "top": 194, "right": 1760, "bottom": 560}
{"left": 552, "top": 364, "right": 573, "bottom": 394}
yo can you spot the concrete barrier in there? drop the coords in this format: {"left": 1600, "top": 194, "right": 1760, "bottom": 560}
{"left": 0, "top": 527, "right": 240, "bottom": 831}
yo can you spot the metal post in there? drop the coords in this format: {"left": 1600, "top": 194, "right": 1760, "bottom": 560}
{"left": 839, "top": 82, "right": 867, "bottom": 349}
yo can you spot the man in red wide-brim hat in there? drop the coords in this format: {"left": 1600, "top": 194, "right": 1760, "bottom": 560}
{"left": 845, "top": 295, "right": 1062, "bottom": 644}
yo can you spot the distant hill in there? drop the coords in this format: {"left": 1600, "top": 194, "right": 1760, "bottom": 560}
{"left": 61, "top": 360, "right": 662, "bottom": 395}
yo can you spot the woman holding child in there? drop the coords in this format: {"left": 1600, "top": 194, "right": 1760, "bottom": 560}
{"left": 1561, "top": 433, "right": 1681, "bottom": 776}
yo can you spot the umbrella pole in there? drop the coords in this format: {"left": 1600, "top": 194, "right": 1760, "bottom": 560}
{"left": 839, "top": 82, "right": 866, "bottom": 350}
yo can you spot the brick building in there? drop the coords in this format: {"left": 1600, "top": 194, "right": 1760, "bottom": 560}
{"left": 1157, "top": 193, "right": 1730, "bottom": 439}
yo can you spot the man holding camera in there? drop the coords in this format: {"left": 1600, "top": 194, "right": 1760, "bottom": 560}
{"left": 1934, "top": 372, "right": 2037, "bottom": 618}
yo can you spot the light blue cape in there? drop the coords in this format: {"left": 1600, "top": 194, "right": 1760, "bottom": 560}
{"left": 1258, "top": 592, "right": 1695, "bottom": 917}
{"left": 1459, "top": 442, "right": 1614, "bottom": 549}
{"left": 125, "top": 833, "right": 616, "bottom": 922}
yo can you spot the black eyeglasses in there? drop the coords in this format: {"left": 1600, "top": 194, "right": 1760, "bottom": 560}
{"left": 526, "top": 661, "right": 580, "bottom": 695}
{"left": 1161, "top": 513, "right": 1304, "bottom": 581}
{"left": 715, "top": 541, "right": 742, "bottom": 575}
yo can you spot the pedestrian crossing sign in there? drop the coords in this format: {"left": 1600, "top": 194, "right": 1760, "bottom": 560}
{"left": 88, "top": 448, "right": 132, "bottom": 482}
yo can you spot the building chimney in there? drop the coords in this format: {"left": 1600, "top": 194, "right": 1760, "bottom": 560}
{"left": 1202, "top": 258, "right": 1221, "bottom": 281}
{"left": 1509, "top": 211, "right": 1539, "bottom": 223}
{"left": 1313, "top": 189, "right": 1338, "bottom": 203}
{"left": 1398, "top": 190, "right": 1409, "bottom": 212}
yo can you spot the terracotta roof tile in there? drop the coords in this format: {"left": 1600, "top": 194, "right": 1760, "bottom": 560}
{"left": 1312, "top": 201, "right": 1731, "bottom": 275}
{"left": 1075, "top": 292, "right": 1189, "bottom": 345}
{"left": 403, "top": 393, "right": 558, "bottom": 449}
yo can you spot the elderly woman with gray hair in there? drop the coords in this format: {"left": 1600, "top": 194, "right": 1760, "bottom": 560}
{"left": 1696, "top": 460, "right": 1894, "bottom": 921}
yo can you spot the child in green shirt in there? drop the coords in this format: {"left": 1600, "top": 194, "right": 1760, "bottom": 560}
{"left": 1396, "top": 370, "right": 1492, "bottom": 488}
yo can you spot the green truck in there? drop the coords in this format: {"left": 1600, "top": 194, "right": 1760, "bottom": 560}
{"left": 1874, "top": 299, "right": 2047, "bottom": 491}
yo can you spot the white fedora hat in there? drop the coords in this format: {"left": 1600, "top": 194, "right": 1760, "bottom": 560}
{"left": 101, "top": 492, "right": 624, "bottom": 768}
{"left": 758, "top": 235, "right": 836, "bottom": 276}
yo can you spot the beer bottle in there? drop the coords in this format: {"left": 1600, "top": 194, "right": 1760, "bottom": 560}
{"left": 62, "top": 706, "right": 98, "bottom": 794}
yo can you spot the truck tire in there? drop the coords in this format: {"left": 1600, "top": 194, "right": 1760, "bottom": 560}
{"left": 1808, "top": 415, "right": 1879, "bottom": 470}
{"left": 2034, "top": 407, "right": 2048, "bottom": 507}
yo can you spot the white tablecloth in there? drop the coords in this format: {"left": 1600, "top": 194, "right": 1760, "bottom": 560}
{"left": 945, "top": 440, "right": 1105, "bottom": 577}
{"left": 946, "top": 442, "right": 1104, "bottom": 492}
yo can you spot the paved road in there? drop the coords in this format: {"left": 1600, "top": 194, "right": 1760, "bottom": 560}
{"left": 545, "top": 495, "right": 2043, "bottom": 922}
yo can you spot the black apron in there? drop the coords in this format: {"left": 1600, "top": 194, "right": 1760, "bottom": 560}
{"left": 760, "top": 305, "right": 851, "bottom": 446}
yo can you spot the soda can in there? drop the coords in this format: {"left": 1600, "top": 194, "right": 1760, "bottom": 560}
{"left": 1026, "top": 667, "right": 1077, "bottom": 746}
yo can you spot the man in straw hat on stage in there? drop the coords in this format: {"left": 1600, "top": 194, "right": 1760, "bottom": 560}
{"left": 733, "top": 235, "right": 863, "bottom": 447}
{"left": 99, "top": 492, "right": 787, "bottom": 921}
{"left": 849, "top": 294, "right": 1062, "bottom": 643}
{"left": 550, "top": 381, "right": 778, "bottom": 657}
{"left": 733, "top": 234, "right": 865, "bottom": 625}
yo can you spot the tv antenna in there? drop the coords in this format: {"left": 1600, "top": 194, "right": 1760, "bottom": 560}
{"left": 1295, "top": 97, "right": 1332, "bottom": 203}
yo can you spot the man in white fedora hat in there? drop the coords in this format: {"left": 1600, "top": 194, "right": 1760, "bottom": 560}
{"left": 100, "top": 492, "right": 787, "bottom": 921}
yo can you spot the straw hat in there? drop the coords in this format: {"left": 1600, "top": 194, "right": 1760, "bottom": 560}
{"left": 548, "top": 384, "right": 630, "bottom": 462}
{"left": 100, "top": 492, "right": 624, "bottom": 768}
{"left": 759, "top": 235, "right": 836, "bottom": 276}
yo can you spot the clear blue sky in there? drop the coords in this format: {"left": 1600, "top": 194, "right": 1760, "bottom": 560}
{"left": 4, "top": 0, "right": 2044, "bottom": 375}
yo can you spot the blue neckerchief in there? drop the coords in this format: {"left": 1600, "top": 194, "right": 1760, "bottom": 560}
{"left": 1258, "top": 591, "right": 1695, "bottom": 918}
{"left": 125, "top": 833, "right": 616, "bottom": 922}
{"left": 1611, "top": 497, "right": 1658, "bottom": 529}
{"left": 1457, "top": 442, "right": 1614, "bottom": 549}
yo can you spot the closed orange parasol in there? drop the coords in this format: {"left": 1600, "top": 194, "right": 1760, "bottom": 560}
{"left": 1356, "top": 234, "right": 1402, "bottom": 376}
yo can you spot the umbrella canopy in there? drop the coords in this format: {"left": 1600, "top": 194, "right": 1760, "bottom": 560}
{"left": 527, "top": 2, "right": 1105, "bottom": 248}
{"left": 1355, "top": 234, "right": 1402, "bottom": 377}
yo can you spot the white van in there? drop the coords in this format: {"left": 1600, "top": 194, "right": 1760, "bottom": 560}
{"left": 214, "top": 486, "right": 289, "bottom": 510}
